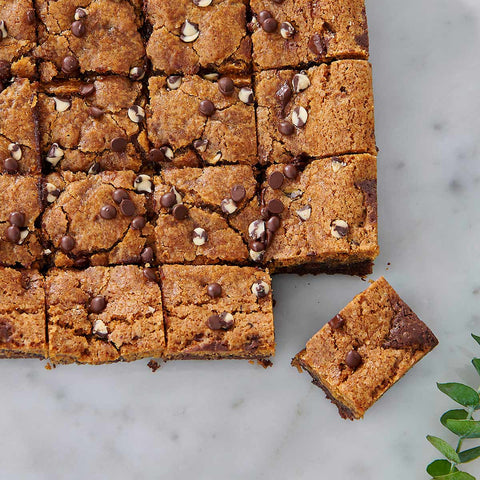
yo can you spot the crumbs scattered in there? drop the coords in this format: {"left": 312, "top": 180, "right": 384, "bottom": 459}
{"left": 44, "top": 362, "right": 55, "bottom": 370}
{"left": 147, "top": 359, "right": 161, "bottom": 372}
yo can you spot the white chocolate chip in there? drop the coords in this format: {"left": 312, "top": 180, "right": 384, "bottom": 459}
{"left": 88, "top": 162, "right": 100, "bottom": 175}
{"left": 161, "top": 146, "right": 174, "bottom": 161}
{"left": 0, "top": 21, "right": 8, "bottom": 39}
{"left": 18, "top": 229, "right": 29, "bottom": 245}
{"left": 250, "top": 249, "right": 264, "bottom": 262}
{"left": 46, "top": 143, "right": 64, "bottom": 166}
{"left": 46, "top": 182, "right": 61, "bottom": 203}
{"left": 285, "top": 189, "right": 303, "bottom": 199}
{"left": 147, "top": 306, "right": 156, "bottom": 314}
{"left": 251, "top": 280, "right": 270, "bottom": 298}
{"left": 8, "top": 143, "right": 22, "bottom": 161}
{"left": 292, "top": 72, "right": 310, "bottom": 93}
{"left": 166, "top": 75, "right": 182, "bottom": 90}
{"left": 193, "top": 0, "right": 212, "bottom": 6}
{"left": 332, "top": 158, "right": 346, "bottom": 173}
{"left": 212, "top": 151, "right": 222, "bottom": 163}
{"left": 239, "top": 87, "right": 254, "bottom": 105}
{"left": 292, "top": 106, "right": 308, "bottom": 127}
{"left": 53, "top": 97, "right": 71, "bottom": 112}
{"left": 171, "top": 186, "right": 183, "bottom": 205}
{"left": 43, "top": 249, "right": 52, "bottom": 255}
{"left": 180, "top": 20, "right": 200, "bottom": 42}
{"left": 280, "top": 22, "right": 295, "bottom": 39}
{"left": 128, "top": 105, "right": 145, "bottom": 123}
{"left": 129, "top": 66, "right": 145, "bottom": 80}
{"left": 92, "top": 319, "right": 108, "bottom": 339}
{"left": 221, "top": 198, "right": 237, "bottom": 214}
{"left": 192, "top": 227, "right": 208, "bottom": 246}
{"left": 74, "top": 8, "right": 88, "bottom": 20}
{"left": 203, "top": 72, "right": 219, "bottom": 81}
{"left": 296, "top": 205, "right": 311, "bottom": 221}
{"left": 193, "top": 138, "right": 208, "bottom": 152}
{"left": 331, "top": 219, "right": 349, "bottom": 239}
{"left": 134, "top": 174, "right": 152, "bottom": 193}
{"left": 248, "top": 220, "right": 265, "bottom": 240}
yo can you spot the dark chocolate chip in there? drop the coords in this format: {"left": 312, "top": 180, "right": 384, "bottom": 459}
{"left": 6, "top": 225, "right": 20, "bottom": 244}
{"left": 278, "top": 121, "right": 295, "bottom": 136}
{"left": 89, "top": 162, "right": 101, "bottom": 174}
{"left": 262, "top": 17, "right": 278, "bottom": 33}
{"left": 111, "top": 137, "right": 127, "bottom": 153}
{"left": 230, "top": 184, "right": 246, "bottom": 203}
{"left": 172, "top": 204, "right": 188, "bottom": 220}
{"left": 112, "top": 189, "right": 129, "bottom": 204}
{"left": 258, "top": 10, "right": 272, "bottom": 23}
{"left": 207, "top": 283, "right": 222, "bottom": 298}
{"left": 207, "top": 314, "right": 222, "bottom": 330}
{"left": 3, "top": 158, "right": 18, "bottom": 174}
{"left": 218, "top": 77, "right": 234, "bottom": 96}
{"left": 26, "top": 9, "right": 36, "bottom": 24}
{"left": 100, "top": 204, "right": 117, "bottom": 220}
{"left": 268, "top": 171, "right": 284, "bottom": 190}
{"left": 131, "top": 215, "right": 146, "bottom": 230}
{"left": 0, "top": 321, "right": 12, "bottom": 342}
{"left": 119, "top": 199, "right": 136, "bottom": 217}
{"left": 328, "top": 314, "right": 345, "bottom": 330}
{"left": 60, "top": 235, "right": 75, "bottom": 252}
{"left": 160, "top": 192, "right": 176, "bottom": 208}
{"left": 283, "top": 164, "right": 298, "bottom": 179}
{"left": 251, "top": 240, "right": 265, "bottom": 252}
{"left": 74, "top": 255, "right": 90, "bottom": 268}
{"left": 8, "top": 212, "right": 25, "bottom": 227}
{"left": 266, "top": 215, "right": 280, "bottom": 232}
{"left": 355, "top": 32, "right": 369, "bottom": 49}
{"left": 275, "top": 81, "right": 292, "bottom": 110}
{"left": 309, "top": 33, "right": 327, "bottom": 56}
{"left": 143, "top": 268, "right": 157, "bottom": 282}
{"left": 266, "top": 229, "right": 274, "bottom": 247}
{"left": 71, "top": 20, "right": 86, "bottom": 37}
{"left": 345, "top": 350, "right": 362, "bottom": 369}
{"left": 260, "top": 206, "right": 270, "bottom": 220}
{"left": 130, "top": 67, "right": 145, "bottom": 81}
{"left": 140, "top": 246, "right": 154, "bottom": 264}
{"left": 79, "top": 84, "right": 95, "bottom": 97}
{"left": 207, "top": 312, "right": 234, "bottom": 331}
{"left": 149, "top": 148, "right": 165, "bottom": 163}
{"left": 61, "top": 55, "right": 79, "bottom": 75}
{"left": 267, "top": 198, "right": 284, "bottom": 214}
{"left": 88, "top": 106, "right": 104, "bottom": 118}
{"left": 0, "top": 60, "right": 11, "bottom": 81}
{"left": 199, "top": 99, "right": 215, "bottom": 116}
{"left": 89, "top": 295, "right": 106, "bottom": 314}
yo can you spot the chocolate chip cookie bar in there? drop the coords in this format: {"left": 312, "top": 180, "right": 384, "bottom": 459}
{"left": 34, "top": 0, "right": 145, "bottom": 81}
{"left": 152, "top": 165, "right": 255, "bottom": 264}
{"left": 38, "top": 77, "right": 147, "bottom": 173}
{"left": 292, "top": 277, "right": 438, "bottom": 419}
{"left": 255, "top": 60, "right": 376, "bottom": 164}
{"left": 253, "top": 154, "right": 378, "bottom": 274}
{"left": 0, "top": 0, "right": 37, "bottom": 79}
{"left": 160, "top": 265, "right": 274, "bottom": 359}
{"left": 146, "top": 75, "right": 257, "bottom": 168}
{"left": 0, "top": 174, "right": 44, "bottom": 267}
{"left": 42, "top": 170, "right": 153, "bottom": 267}
{"left": 145, "top": 0, "right": 251, "bottom": 76}
{"left": 0, "top": 267, "right": 46, "bottom": 358}
{"left": 46, "top": 266, "right": 165, "bottom": 364}
{"left": 250, "top": 0, "right": 369, "bottom": 70}
{"left": 0, "top": 79, "right": 41, "bottom": 175}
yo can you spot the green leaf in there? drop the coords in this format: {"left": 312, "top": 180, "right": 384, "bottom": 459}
{"left": 472, "top": 334, "right": 480, "bottom": 347}
{"left": 472, "top": 358, "right": 480, "bottom": 376}
{"left": 427, "top": 435, "right": 461, "bottom": 463}
{"left": 446, "top": 419, "right": 480, "bottom": 438}
{"left": 441, "top": 409, "right": 469, "bottom": 427}
{"left": 459, "top": 446, "right": 480, "bottom": 463}
{"left": 437, "top": 383, "right": 480, "bottom": 407}
{"left": 427, "top": 459, "right": 454, "bottom": 475}
{"left": 432, "top": 472, "right": 476, "bottom": 480}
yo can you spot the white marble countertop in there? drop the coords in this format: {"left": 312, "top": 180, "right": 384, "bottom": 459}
{"left": 2, "top": 1, "right": 480, "bottom": 478}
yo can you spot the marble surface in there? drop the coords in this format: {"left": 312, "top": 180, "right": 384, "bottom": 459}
{"left": 2, "top": 0, "right": 480, "bottom": 478}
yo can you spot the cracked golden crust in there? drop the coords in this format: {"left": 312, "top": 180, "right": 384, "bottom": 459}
{"left": 38, "top": 77, "right": 146, "bottom": 172}
{"left": 294, "top": 277, "right": 438, "bottom": 419}
{"left": 0, "top": 267, "right": 46, "bottom": 358}
{"left": 160, "top": 265, "right": 274, "bottom": 359}
{"left": 250, "top": 0, "right": 369, "bottom": 70}
{"left": 42, "top": 170, "right": 152, "bottom": 267}
{"left": 145, "top": 0, "right": 250, "bottom": 75}
{"left": 255, "top": 60, "right": 376, "bottom": 164}
{"left": 46, "top": 266, "right": 165, "bottom": 364}
{"left": 34, "top": 0, "right": 145, "bottom": 80}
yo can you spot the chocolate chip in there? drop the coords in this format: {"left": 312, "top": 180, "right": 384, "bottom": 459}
{"left": 280, "top": 21, "right": 295, "bottom": 39}
{"left": 199, "top": 99, "right": 215, "bottom": 116}
{"left": 329, "top": 314, "right": 345, "bottom": 330}
{"left": 276, "top": 81, "right": 292, "bottom": 110}
{"left": 88, "top": 106, "right": 104, "bottom": 119}
{"left": 131, "top": 215, "right": 146, "bottom": 230}
{"left": 193, "top": 0, "right": 213, "bottom": 6}
{"left": 207, "top": 283, "right": 222, "bottom": 298}
{"left": 26, "top": 9, "right": 36, "bottom": 24}
{"left": 119, "top": 199, "right": 136, "bottom": 217}
{"left": 268, "top": 171, "right": 284, "bottom": 190}
{"left": 134, "top": 175, "right": 152, "bottom": 193}
{"left": 292, "top": 106, "right": 308, "bottom": 127}
{"left": 0, "top": 60, "right": 11, "bottom": 81}
{"left": 149, "top": 148, "right": 165, "bottom": 163}
{"left": 355, "top": 32, "right": 369, "bottom": 49}
{"left": 130, "top": 66, "right": 145, "bottom": 81}
{"left": 266, "top": 215, "right": 280, "bottom": 232}
{"left": 193, "top": 139, "right": 209, "bottom": 152}
{"left": 143, "top": 267, "right": 157, "bottom": 282}
{"left": 192, "top": 227, "right": 208, "bottom": 246}
{"left": 258, "top": 10, "right": 272, "bottom": 23}
{"left": 296, "top": 205, "right": 311, "bottom": 221}
{"left": 180, "top": 20, "right": 200, "bottom": 42}
{"left": 331, "top": 219, "right": 349, "bottom": 239}
{"left": 166, "top": 75, "right": 182, "bottom": 90}
{"left": 309, "top": 33, "right": 327, "bottom": 56}
{"left": 71, "top": 20, "right": 86, "bottom": 37}
{"left": 89, "top": 296, "right": 107, "bottom": 314}
{"left": 0, "top": 21, "right": 7, "bottom": 40}
{"left": 60, "top": 235, "right": 75, "bottom": 252}
{"left": 267, "top": 198, "right": 284, "bottom": 214}
{"left": 88, "top": 162, "right": 101, "bottom": 175}
{"left": 74, "top": 255, "right": 90, "bottom": 268}
{"left": 100, "top": 205, "right": 117, "bottom": 220}
{"left": 238, "top": 87, "right": 254, "bottom": 105}
{"left": 112, "top": 189, "right": 129, "bottom": 204}
{"left": 128, "top": 105, "right": 145, "bottom": 123}
{"left": 278, "top": 121, "right": 295, "bottom": 136}
{"left": 345, "top": 350, "right": 362, "bottom": 369}
{"left": 79, "top": 84, "right": 95, "bottom": 97}
{"left": 283, "top": 164, "right": 298, "bottom": 179}
{"left": 92, "top": 319, "right": 108, "bottom": 339}
{"left": 262, "top": 17, "right": 278, "bottom": 33}
{"left": 248, "top": 219, "right": 266, "bottom": 240}
{"left": 251, "top": 240, "right": 265, "bottom": 252}
{"left": 172, "top": 204, "right": 188, "bottom": 220}
{"left": 221, "top": 198, "right": 237, "bottom": 214}
{"left": 8, "top": 212, "right": 25, "bottom": 227}
{"left": 160, "top": 192, "right": 177, "bottom": 208}
{"left": 251, "top": 280, "right": 270, "bottom": 298}
{"left": 61, "top": 55, "right": 79, "bottom": 75}
{"left": 75, "top": 7, "right": 88, "bottom": 20}
{"left": 207, "top": 312, "right": 234, "bottom": 331}
{"left": 6, "top": 225, "right": 20, "bottom": 243}
{"left": 292, "top": 72, "right": 310, "bottom": 93}
{"left": 8, "top": 143, "right": 21, "bottom": 161}
{"left": 140, "top": 246, "right": 154, "bottom": 264}
{"left": 111, "top": 137, "right": 127, "bottom": 153}
{"left": 231, "top": 184, "right": 246, "bottom": 203}
{"left": 218, "top": 77, "right": 234, "bottom": 96}
{"left": 0, "top": 321, "right": 12, "bottom": 342}
{"left": 3, "top": 158, "right": 18, "bottom": 174}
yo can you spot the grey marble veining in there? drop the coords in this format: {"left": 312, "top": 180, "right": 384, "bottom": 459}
{"left": 1, "top": 0, "right": 480, "bottom": 478}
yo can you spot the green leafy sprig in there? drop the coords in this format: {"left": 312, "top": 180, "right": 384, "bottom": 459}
{"left": 426, "top": 334, "right": 480, "bottom": 479}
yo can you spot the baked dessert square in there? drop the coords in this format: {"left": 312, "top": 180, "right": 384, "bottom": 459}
{"left": 0, "top": 174, "right": 44, "bottom": 267}
{"left": 0, "top": 0, "right": 37, "bottom": 79}
{"left": 41, "top": 170, "right": 153, "bottom": 267}
{"left": 145, "top": 0, "right": 251, "bottom": 76}
{"left": 250, "top": 0, "right": 369, "bottom": 70}
{"left": 152, "top": 165, "right": 255, "bottom": 264}
{"left": 160, "top": 265, "right": 274, "bottom": 359}
{"left": 146, "top": 75, "right": 257, "bottom": 168}
{"left": 0, "top": 268, "right": 46, "bottom": 358}
{"left": 292, "top": 277, "right": 438, "bottom": 420}
{"left": 0, "top": 79, "right": 41, "bottom": 175}
{"left": 46, "top": 266, "right": 165, "bottom": 364}
{"left": 34, "top": 0, "right": 145, "bottom": 81}
{"left": 255, "top": 60, "right": 376, "bottom": 164}
{"left": 38, "top": 77, "right": 147, "bottom": 173}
